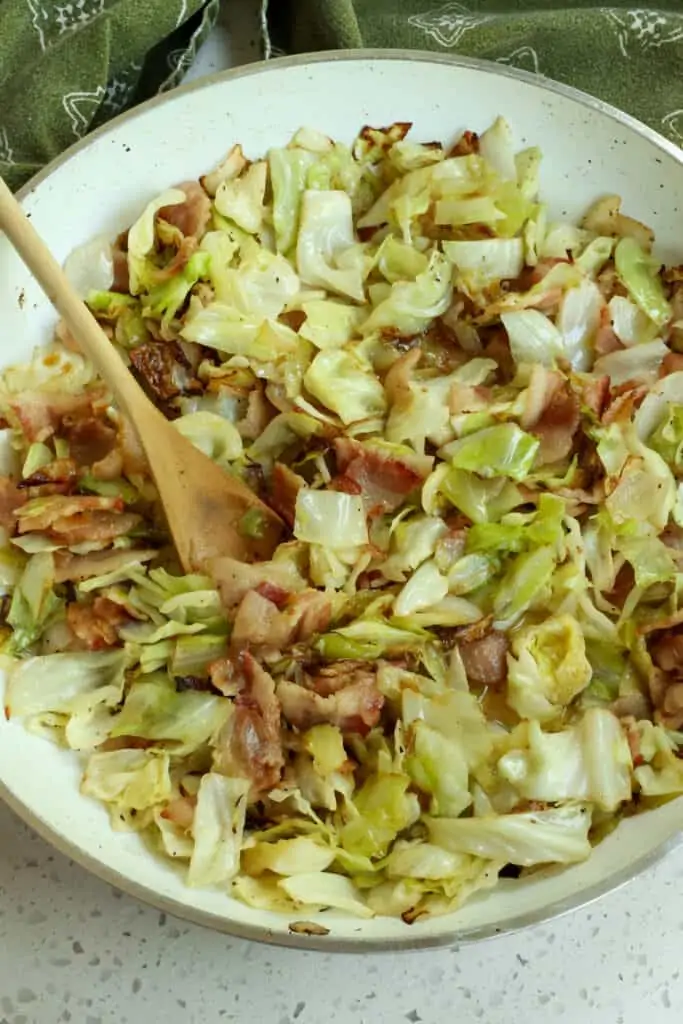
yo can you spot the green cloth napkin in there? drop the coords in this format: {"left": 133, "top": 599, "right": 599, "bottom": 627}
{"left": 265, "top": 1, "right": 683, "bottom": 148}
{"left": 0, "top": 0, "right": 219, "bottom": 191}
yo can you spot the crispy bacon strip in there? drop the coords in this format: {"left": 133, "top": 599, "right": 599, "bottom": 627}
{"left": 458, "top": 631, "right": 509, "bottom": 687}
{"left": 212, "top": 652, "right": 284, "bottom": 795}
{"left": 67, "top": 597, "right": 130, "bottom": 650}
{"left": 158, "top": 181, "right": 211, "bottom": 241}
{"left": 230, "top": 589, "right": 332, "bottom": 652}
{"left": 332, "top": 437, "right": 432, "bottom": 515}
{"left": 277, "top": 669, "right": 384, "bottom": 735}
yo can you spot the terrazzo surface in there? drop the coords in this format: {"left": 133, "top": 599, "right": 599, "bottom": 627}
{"left": 2, "top": 2, "right": 682, "bottom": 1020}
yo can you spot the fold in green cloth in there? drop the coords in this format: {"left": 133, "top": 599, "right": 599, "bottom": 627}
{"left": 265, "top": 1, "right": 683, "bottom": 147}
{"left": 0, "top": 0, "right": 219, "bottom": 191}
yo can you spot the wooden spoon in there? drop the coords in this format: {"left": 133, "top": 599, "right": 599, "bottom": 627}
{"left": 0, "top": 177, "right": 283, "bottom": 571}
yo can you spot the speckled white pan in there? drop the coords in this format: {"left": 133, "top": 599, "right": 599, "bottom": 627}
{"left": 0, "top": 51, "right": 681, "bottom": 952}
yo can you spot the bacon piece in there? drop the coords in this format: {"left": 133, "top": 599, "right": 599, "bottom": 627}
{"left": 522, "top": 368, "right": 580, "bottom": 465}
{"left": 269, "top": 462, "right": 304, "bottom": 528}
{"left": 148, "top": 236, "right": 198, "bottom": 285}
{"left": 0, "top": 477, "right": 26, "bottom": 531}
{"left": 66, "top": 596, "right": 129, "bottom": 650}
{"left": 237, "top": 386, "right": 275, "bottom": 441}
{"left": 54, "top": 547, "right": 157, "bottom": 583}
{"left": 384, "top": 347, "right": 422, "bottom": 406}
{"left": 18, "top": 458, "right": 78, "bottom": 496}
{"left": 213, "top": 652, "right": 284, "bottom": 795}
{"left": 158, "top": 181, "right": 211, "bottom": 241}
{"left": 111, "top": 232, "right": 130, "bottom": 293}
{"left": 212, "top": 555, "right": 305, "bottom": 610}
{"left": 8, "top": 389, "right": 106, "bottom": 444}
{"left": 659, "top": 351, "right": 683, "bottom": 378}
{"left": 16, "top": 494, "right": 122, "bottom": 533}
{"left": 230, "top": 589, "right": 332, "bottom": 652}
{"left": 332, "top": 437, "right": 433, "bottom": 515}
{"left": 277, "top": 670, "right": 384, "bottom": 734}
{"left": 254, "top": 581, "right": 290, "bottom": 609}
{"left": 458, "top": 631, "right": 509, "bottom": 687}
{"left": 601, "top": 383, "right": 648, "bottom": 426}
{"left": 64, "top": 417, "right": 117, "bottom": 468}
{"left": 160, "top": 795, "right": 196, "bottom": 829}
{"left": 594, "top": 305, "right": 623, "bottom": 358}
{"left": 575, "top": 374, "right": 610, "bottom": 418}
{"left": 448, "top": 129, "right": 480, "bottom": 157}
{"left": 129, "top": 341, "right": 200, "bottom": 403}
{"left": 47, "top": 510, "right": 140, "bottom": 546}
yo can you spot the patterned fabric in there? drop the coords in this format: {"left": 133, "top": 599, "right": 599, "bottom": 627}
{"left": 0, "top": 0, "right": 220, "bottom": 191}
{"left": 264, "top": 1, "right": 683, "bottom": 147}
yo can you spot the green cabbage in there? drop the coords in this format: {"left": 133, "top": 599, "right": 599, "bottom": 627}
{"left": 507, "top": 614, "right": 593, "bottom": 721}
{"left": 427, "top": 804, "right": 593, "bottom": 866}
{"left": 188, "top": 773, "right": 250, "bottom": 887}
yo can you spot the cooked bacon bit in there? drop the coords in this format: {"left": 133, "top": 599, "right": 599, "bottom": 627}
{"left": 67, "top": 596, "right": 130, "bottom": 650}
{"left": 18, "top": 458, "right": 78, "bottom": 491}
{"left": 200, "top": 144, "right": 247, "bottom": 197}
{"left": 63, "top": 416, "right": 117, "bottom": 468}
{"left": 448, "top": 383, "right": 491, "bottom": 416}
{"left": 158, "top": 181, "right": 211, "bottom": 241}
{"left": 596, "top": 261, "right": 629, "bottom": 302}
{"left": 448, "top": 129, "right": 479, "bottom": 157}
{"left": 130, "top": 341, "right": 201, "bottom": 404}
{"left": 54, "top": 547, "right": 157, "bottom": 583}
{"left": 237, "top": 386, "right": 275, "bottom": 441}
{"left": 279, "top": 310, "right": 307, "bottom": 332}
{"left": 208, "top": 657, "right": 242, "bottom": 697}
{"left": 458, "top": 631, "right": 509, "bottom": 687}
{"left": 288, "top": 921, "right": 330, "bottom": 937}
{"left": 452, "top": 614, "right": 494, "bottom": 647}
{"left": 332, "top": 437, "right": 432, "bottom": 515}
{"left": 520, "top": 366, "right": 563, "bottom": 430}
{"left": 482, "top": 329, "right": 514, "bottom": 381}
{"left": 16, "top": 494, "right": 122, "bottom": 533}
{"left": 212, "top": 555, "right": 304, "bottom": 610}
{"left": 255, "top": 581, "right": 290, "bottom": 610}
{"left": 278, "top": 670, "right": 384, "bottom": 735}
{"left": 650, "top": 631, "right": 683, "bottom": 674}
{"left": 601, "top": 383, "right": 648, "bottom": 426}
{"left": 8, "top": 389, "right": 106, "bottom": 444}
{"left": 646, "top": 629, "right": 683, "bottom": 729}
{"left": 270, "top": 462, "right": 305, "bottom": 528}
{"left": 604, "top": 563, "right": 635, "bottom": 609}
{"left": 524, "top": 374, "right": 580, "bottom": 465}
{"left": 660, "top": 351, "right": 683, "bottom": 378}
{"left": 148, "top": 236, "right": 198, "bottom": 285}
{"left": 111, "top": 231, "right": 130, "bottom": 293}
{"left": 230, "top": 589, "right": 332, "bottom": 652}
{"left": 384, "top": 347, "right": 422, "bottom": 406}
{"left": 0, "top": 477, "right": 26, "bottom": 530}
{"left": 575, "top": 374, "right": 610, "bottom": 418}
{"left": 160, "top": 795, "right": 197, "bottom": 829}
{"left": 213, "top": 651, "right": 284, "bottom": 795}
{"left": 48, "top": 510, "right": 140, "bottom": 546}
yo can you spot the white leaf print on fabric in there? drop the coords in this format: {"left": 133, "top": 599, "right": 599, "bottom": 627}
{"left": 602, "top": 8, "right": 683, "bottom": 59}
{"left": 176, "top": 0, "right": 188, "bottom": 28}
{"left": 100, "top": 60, "right": 143, "bottom": 118}
{"left": 662, "top": 110, "right": 683, "bottom": 145}
{"left": 166, "top": 47, "right": 195, "bottom": 74}
{"left": 0, "top": 127, "right": 15, "bottom": 166}
{"left": 62, "top": 86, "right": 106, "bottom": 138}
{"left": 407, "top": 2, "right": 491, "bottom": 48}
{"left": 26, "top": 0, "right": 106, "bottom": 51}
{"left": 497, "top": 46, "right": 541, "bottom": 76}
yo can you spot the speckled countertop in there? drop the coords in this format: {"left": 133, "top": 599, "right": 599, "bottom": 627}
{"left": 2, "top": 5, "right": 683, "bottom": 1022}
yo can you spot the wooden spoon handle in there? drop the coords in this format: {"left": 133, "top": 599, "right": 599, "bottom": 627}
{"left": 0, "top": 176, "right": 152, "bottom": 428}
